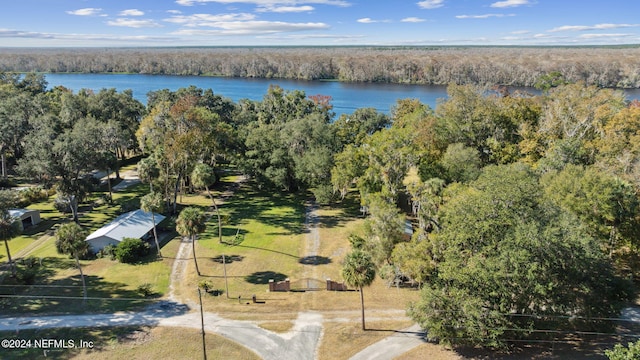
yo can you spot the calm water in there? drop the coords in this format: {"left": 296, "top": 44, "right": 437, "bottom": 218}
{"left": 44, "top": 73, "right": 448, "bottom": 118}
{"left": 44, "top": 73, "right": 640, "bottom": 119}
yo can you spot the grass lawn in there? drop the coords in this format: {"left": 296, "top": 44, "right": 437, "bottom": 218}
{"left": 0, "top": 326, "right": 259, "bottom": 360}
{"left": 170, "top": 182, "right": 421, "bottom": 322}
{"left": 0, "top": 177, "right": 177, "bottom": 316}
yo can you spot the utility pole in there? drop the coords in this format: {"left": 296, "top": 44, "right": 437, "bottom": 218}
{"left": 198, "top": 287, "right": 207, "bottom": 360}
{"left": 223, "top": 254, "right": 229, "bottom": 298}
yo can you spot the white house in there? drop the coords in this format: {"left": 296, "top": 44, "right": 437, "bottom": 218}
{"left": 85, "top": 209, "right": 165, "bottom": 253}
{"left": 9, "top": 209, "right": 41, "bottom": 228}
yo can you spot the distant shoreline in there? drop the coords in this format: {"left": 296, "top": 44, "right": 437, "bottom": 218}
{"left": 2, "top": 46, "right": 640, "bottom": 88}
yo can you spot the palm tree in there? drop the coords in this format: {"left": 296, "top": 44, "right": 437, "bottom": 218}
{"left": 342, "top": 249, "right": 377, "bottom": 330}
{"left": 55, "top": 222, "right": 90, "bottom": 303}
{"left": 0, "top": 210, "right": 21, "bottom": 277}
{"left": 140, "top": 191, "right": 164, "bottom": 258}
{"left": 0, "top": 190, "right": 21, "bottom": 277}
{"left": 138, "top": 156, "right": 159, "bottom": 192}
{"left": 191, "top": 163, "right": 222, "bottom": 243}
{"left": 176, "top": 207, "right": 207, "bottom": 276}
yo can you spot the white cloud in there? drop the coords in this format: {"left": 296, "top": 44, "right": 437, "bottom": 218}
{"left": 256, "top": 5, "right": 315, "bottom": 12}
{"left": 0, "top": 28, "right": 174, "bottom": 43}
{"left": 107, "top": 19, "right": 163, "bottom": 28}
{"left": 356, "top": 18, "right": 390, "bottom": 23}
{"left": 549, "top": 23, "right": 640, "bottom": 32}
{"left": 171, "top": 21, "right": 329, "bottom": 35}
{"left": 511, "top": 30, "right": 529, "bottom": 34}
{"left": 66, "top": 8, "right": 103, "bottom": 16}
{"left": 119, "top": 9, "right": 145, "bottom": 17}
{"left": 258, "top": 33, "right": 364, "bottom": 40}
{"left": 417, "top": 0, "right": 444, "bottom": 9}
{"left": 165, "top": 13, "right": 256, "bottom": 26}
{"left": 579, "top": 33, "right": 633, "bottom": 39}
{"left": 456, "top": 13, "right": 515, "bottom": 19}
{"left": 490, "top": 0, "right": 530, "bottom": 8}
{"left": 167, "top": 10, "right": 183, "bottom": 14}
{"left": 176, "top": 0, "right": 350, "bottom": 7}
{"left": 401, "top": 17, "right": 426, "bottom": 23}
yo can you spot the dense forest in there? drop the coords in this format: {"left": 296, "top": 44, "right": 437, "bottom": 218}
{"left": 3, "top": 71, "right": 640, "bottom": 349}
{"left": 1, "top": 46, "right": 640, "bottom": 88}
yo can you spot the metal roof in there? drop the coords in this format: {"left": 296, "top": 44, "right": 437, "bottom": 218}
{"left": 86, "top": 209, "right": 166, "bottom": 242}
{"left": 9, "top": 209, "right": 37, "bottom": 218}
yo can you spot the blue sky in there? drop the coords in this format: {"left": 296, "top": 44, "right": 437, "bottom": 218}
{"left": 1, "top": 0, "right": 639, "bottom": 47}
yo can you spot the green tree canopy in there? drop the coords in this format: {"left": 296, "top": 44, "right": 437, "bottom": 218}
{"left": 409, "top": 163, "right": 632, "bottom": 347}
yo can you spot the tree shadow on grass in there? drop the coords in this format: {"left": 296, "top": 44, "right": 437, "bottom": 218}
{"left": 210, "top": 255, "right": 244, "bottom": 264}
{"left": 0, "top": 326, "right": 151, "bottom": 360}
{"left": 317, "top": 191, "right": 363, "bottom": 229}
{"left": 223, "top": 181, "right": 306, "bottom": 236}
{"left": 244, "top": 271, "right": 287, "bottom": 285}
{"left": 234, "top": 244, "right": 298, "bottom": 259}
{"left": 0, "top": 257, "right": 168, "bottom": 316}
{"left": 299, "top": 255, "right": 332, "bottom": 265}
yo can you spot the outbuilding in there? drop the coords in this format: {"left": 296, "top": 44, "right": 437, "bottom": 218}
{"left": 85, "top": 209, "right": 165, "bottom": 253}
{"left": 9, "top": 209, "right": 41, "bottom": 228}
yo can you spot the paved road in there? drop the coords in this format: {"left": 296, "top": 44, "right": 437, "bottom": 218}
{"left": 0, "top": 304, "right": 324, "bottom": 360}
{"left": 349, "top": 324, "right": 426, "bottom": 360}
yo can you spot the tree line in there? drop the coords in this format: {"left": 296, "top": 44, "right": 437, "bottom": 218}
{"left": 333, "top": 83, "right": 640, "bottom": 348}
{"left": 1, "top": 46, "right": 640, "bottom": 88}
{"left": 3, "top": 71, "right": 640, "bottom": 348}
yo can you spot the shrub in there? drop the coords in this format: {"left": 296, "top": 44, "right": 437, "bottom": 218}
{"left": 20, "top": 186, "right": 49, "bottom": 204}
{"left": 114, "top": 237, "right": 149, "bottom": 264}
{"left": 16, "top": 268, "right": 38, "bottom": 285}
{"left": 312, "top": 184, "right": 334, "bottom": 205}
{"left": 198, "top": 280, "right": 213, "bottom": 292}
{"left": 53, "top": 196, "right": 71, "bottom": 213}
{"left": 606, "top": 340, "right": 640, "bottom": 360}
{"left": 96, "top": 244, "right": 116, "bottom": 260}
{"left": 198, "top": 280, "right": 224, "bottom": 296}
{"left": 137, "top": 283, "right": 154, "bottom": 297}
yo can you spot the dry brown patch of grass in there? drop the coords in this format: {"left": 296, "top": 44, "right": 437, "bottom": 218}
{"left": 318, "top": 320, "right": 414, "bottom": 360}
{"left": 72, "top": 326, "right": 260, "bottom": 360}
{"left": 257, "top": 320, "right": 295, "bottom": 333}
{"left": 395, "top": 343, "right": 463, "bottom": 360}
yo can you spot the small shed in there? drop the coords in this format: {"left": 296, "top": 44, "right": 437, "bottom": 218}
{"left": 9, "top": 209, "right": 41, "bottom": 228}
{"left": 85, "top": 209, "right": 165, "bottom": 253}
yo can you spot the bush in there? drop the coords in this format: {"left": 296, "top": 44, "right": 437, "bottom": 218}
{"left": 53, "top": 196, "right": 71, "bottom": 213}
{"left": 114, "top": 237, "right": 149, "bottom": 264}
{"left": 16, "top": 268, "right": 38, "bottom": 285}
{"left": 198, "top": 280, "right": 213, "bottom": 292}
{"left": 96, "top": 244, "right": 116, "bottom": 260}
{"left": 0, "top": 177, "right": 16, "bottom": 188}
{"left": 198, "top": 280, "right": 224, "bottom": 296}
{"left": 137, "top": 283, "right": 154, "bottom": 297}
{"left": 606, "top": 340, "right": 640, "bottom": 360}
{"left": 20, "top": 186, "right": 49, "bottom": 204}
{"left": 312, "top": 184, "right": 335, "bottom": 205}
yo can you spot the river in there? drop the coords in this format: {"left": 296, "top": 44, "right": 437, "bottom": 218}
{"left": 43, "top": 73, "right": 640, "bottom": 119}
{"left": 43, "top": 73, "right": 445, "bottom": 118}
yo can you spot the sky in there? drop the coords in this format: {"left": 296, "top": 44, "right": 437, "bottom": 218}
{"left": 1, "top": 0, "right": 639, "bottom": 47}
